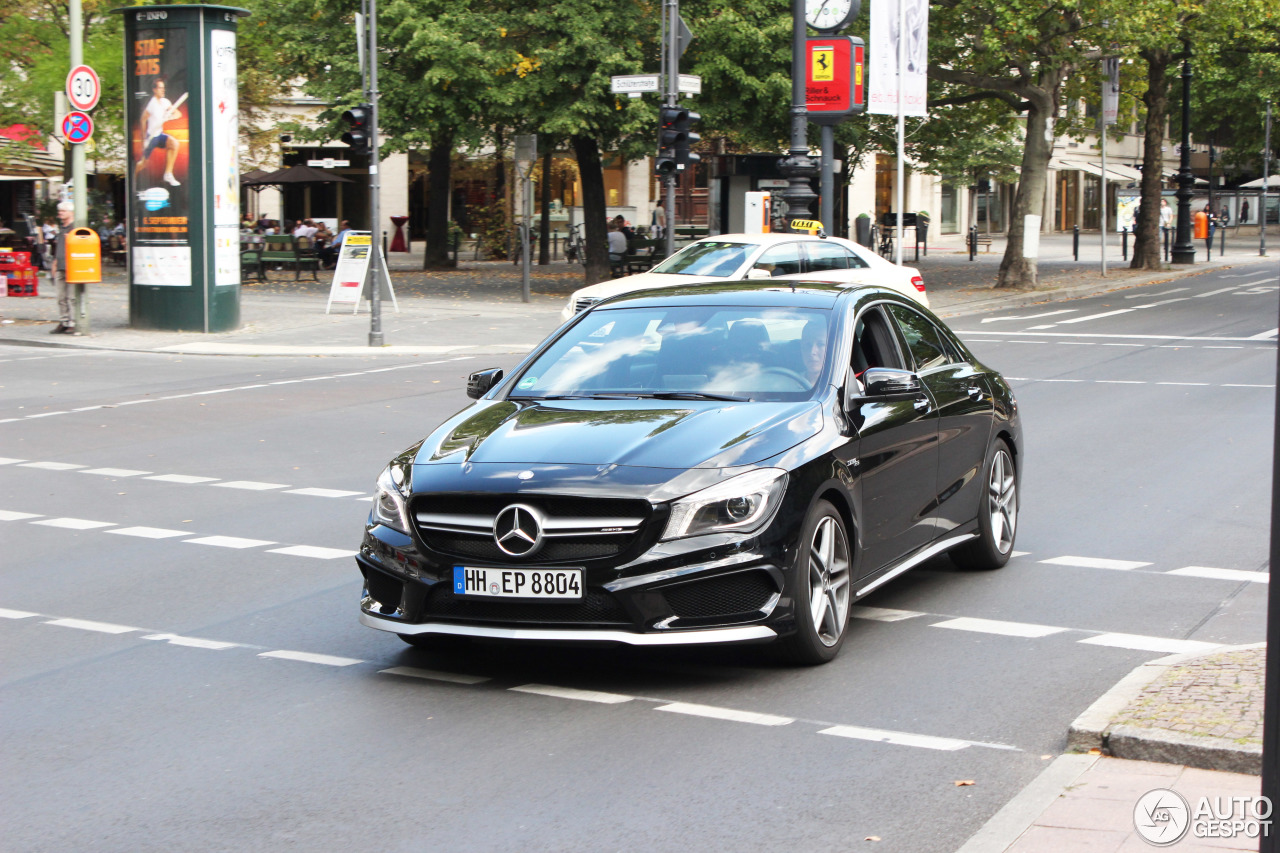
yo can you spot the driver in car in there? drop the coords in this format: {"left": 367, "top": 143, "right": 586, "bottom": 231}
{"left": 801, "top": 319, "right": 828, "bottom": 385}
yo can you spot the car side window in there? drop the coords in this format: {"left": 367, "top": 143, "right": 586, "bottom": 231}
{"left": 805, "top": 241, "right": 850, "bottom": 273}
{"left": 844, "top": 245, "right": 871, "bottom": 269}
{"left": 753, "top": 243, "right": 804, "bottom": 277}
{"left": 886, "top": 305, "right": 953, "bottom": 372}
{"left": 851, "top": 306, "right": 905, "bottom": 376}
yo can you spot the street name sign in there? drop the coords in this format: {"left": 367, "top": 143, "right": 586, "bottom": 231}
{"left": 307, "top": 158, "right": 351, "bottom": 168}
{"left": 678, "top": 74, "right": 702, "bottom": 95}
{"left": 611, "top": 75, "right": 660, "bottom": 94}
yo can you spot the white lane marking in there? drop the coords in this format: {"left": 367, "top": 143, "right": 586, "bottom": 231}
{"left": 184, "top": 535, "right": 276, "bottom": 549}
{"left": 1134, "top": 297, "right": 1192, "bottom": 309}
{"left": 106, "top": 526, "right": 189, "bottom": 539}
{"left": 212, "top": 480, "right": 289, "bottom": 491}
{"left": 44, "top": 618, "right": 139, "bottom": 634}
{"left": 1195, "top": 285, "right": 1247, "bottom": 297}
{"left": 0, "top": 608, "right": 39, "bottom": 619}
{"left": 31, "top": 517, "right": 115, "bottom": 530}
{"left": 1056, "top": 308, "right": 1136, "bottom": 325}
{"left": 1095, "top": 380, "right": 1145, "bottom": 384}
{"left": 142, "top": 633, "right": 240, "bottom": 650}
{"left": 258, "top": 650, "right": 364, "bottom": 666}
{"left": 1168, "top": 566, "right": 1270, "bottom": 583}
{"left": 0, "top": 510, "right": 42, "bottom": 521}
{"left": 1039, "top": 379, "right": 1084, "bottom": 383}
{"left": 379, "top": 666, "right": 491, "bottom": 685}
{"left": 818, "top": 725, "right": 971, "bottom": 751}
{"left": 979, "top": 309, "right": 1078, "bottom": 324}
{"left": 266, "top": 545, "right": 356, "bottom": 560}
{"left": 1125, "top": 288, "right": 1188, "bottom": 299}
{"left": 1100, "top": 343, "right": 1143, "bottom": 347}
{"left": 1008, "top": 340, "right": 1046, "bottom": 344}
{"left": 930, "top": 617, "right": 1067, "bottom": 638}
{"left": 850, "top": 605, "right": 924, "bottom": 622}
{"left": 284, "top": 487, "right": 367, "bottom": 498}
{"left": 1156, "top": 382, "right": 1210, "bottom": 386}
{"left": 1249, "top": 328, "right": 1279, "bottom": 340}
{"left": 1058, "top": 341, "right": 1096, "bottom": 346}
{"left": 19, "top": 461, "right": 86, "bottom": 470}
{"left": 1223, "top": 383, "right": 1275, "bottom": 388}
{"left": 1078, "top": 633, "right": 1221, "bottom": 655}
{"left": 0, "top": 457, "right": 26, "bottom": 464}
{"left": 1010, "top": 551, "right": 1030, "bottom": 557}
{"left": 1040, "top": 556, "right": 1152, "bottom": 570}
{"left": 144, "top": 473, "right": 220, "bottom": 484}
{"left": 654, "top": 701, "right": 794, "bottom": 726}
{"left": 1026, "top": 324, "right": 1058, "bottom": 330}
{"left": 510, "top": 684, "right": 634, "bottom": 704}
{"left": 1204, "top": 346, "right": 1243, "bottom": 349}
{"left": 24, "top": 412, "right": 71, "bottom": 419}
{"left": 80, "top": 467, "right": 153, "bottom": 477}
{"left": 950, "top": 330, "right": 1277, "bottom": 343}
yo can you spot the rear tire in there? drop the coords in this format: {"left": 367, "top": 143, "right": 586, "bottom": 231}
{"left": 951, "top": 438, "right": 1018, "bottom": 570}
{"left": 777, "top": 500, "right": 853, "bottom": 665}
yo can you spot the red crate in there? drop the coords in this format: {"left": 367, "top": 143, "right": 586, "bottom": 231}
{"left": 5, "top": 269, "right": 38, "bottom": 297}
{"left": 0, "top": 251, "right": 32, "bottom": 270}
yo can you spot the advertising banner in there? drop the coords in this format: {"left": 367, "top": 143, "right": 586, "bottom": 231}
{"left": 868, "top": 0, "right": 928, "bottom": 117}
{"left": 1102, "top": 57, "right": 1120, "bottom": 126}
{"left": 210, "top": 28, "right": 240, "bottom": 287}
{"left": 128, "top": 24, "right": 192, "bottom": 285}
{"left": 326, "top": 232, "right": 397, "bottom": 314}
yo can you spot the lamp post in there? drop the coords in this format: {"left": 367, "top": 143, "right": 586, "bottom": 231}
{"left": 779, "top": 0, "right": 817, "bottom": 229}
{"left": 1263, "top": 100, "right": 1272, "bottom": 257}
{"left": 1171, "top": 57, "right": 1196, "bottom": 264}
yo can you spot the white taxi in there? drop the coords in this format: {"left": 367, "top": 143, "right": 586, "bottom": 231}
{"left": 561, "top": 232, "right": 928, "bottom": 322}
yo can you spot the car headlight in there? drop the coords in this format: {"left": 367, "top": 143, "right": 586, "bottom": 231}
{"left": 372, "top": 461, "right": 412, "bottom": 533}
{"left": 661, "top": 468, "right": 788, "bottom": 541}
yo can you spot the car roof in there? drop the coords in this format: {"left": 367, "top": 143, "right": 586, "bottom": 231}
{"left": 595, "top": 280, "right": 872, "bottom": 311}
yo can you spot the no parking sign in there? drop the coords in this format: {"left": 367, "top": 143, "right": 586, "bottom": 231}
{"left": 62, "top": 111, "right": 94, "bottom": 144}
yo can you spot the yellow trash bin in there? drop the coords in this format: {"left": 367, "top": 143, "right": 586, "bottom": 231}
{"left": 65, "top": 228, "right": 102, "bottom": 284}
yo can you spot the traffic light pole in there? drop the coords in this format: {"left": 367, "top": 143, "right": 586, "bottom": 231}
{"left": 780, "top": 0, "right": 817, "bottom": 230}
{"left": 366, "top": 0, "right": 383, "bottom": 346}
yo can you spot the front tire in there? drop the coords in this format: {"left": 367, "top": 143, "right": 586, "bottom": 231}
{"left": 951, "top": 438, "right": 1018, "bottom": 570}
{"left": 777, "top": 500, "right": 853, "bottom": 665}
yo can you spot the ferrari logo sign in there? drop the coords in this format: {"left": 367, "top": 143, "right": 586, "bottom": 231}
{"left": 812, "top": 48, "right": 835, "bottom": 82}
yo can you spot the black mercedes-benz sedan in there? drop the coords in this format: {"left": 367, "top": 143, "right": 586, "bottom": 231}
{"left": 356, "top": 282, "right": 1021, "bottom": 664}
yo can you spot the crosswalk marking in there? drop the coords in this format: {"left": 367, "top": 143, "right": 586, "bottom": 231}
{"left": 655, "top": 702, "right": 794, "bottom": 726}
{"left": 43, "top": 618, "right": 139, "bottom": 634}
{"left": 818, "top": 725, "right": 971, "bottom": 751}
{"left": 380, "top": 666, "right": 491, "bottom": 685}
{"left": 1168, "top": 566, "right": 1269, "bottom": 583}
{"left": 266, "top": 545, "right": 356, "bottom": 560}
{"left": 144, "top": 474, "right": 220, "bottom": 484}
{"left": 284, "top": 487, "right": 366, "bottom": 498}
{"left": 1040, "top": 556, "right": 1151, "bottom": 571}
{"left": 510, "top": 684, "right": 634, "bottom": 704}
{"left": 106, "top": 526, "right": 189, "bottom": 539}
{"left": 19, "top": 461, "right": 86, "bottom": 470}
{"left": 31, "top": 517, "right": 115, "bottom": 530}
{"left": 0, "top": 510, "right": 41, "bottom": 521}
{"left": 1077, "top": 633, "right": 1220, "bottom": 655}
{"left": 183, "top": 535, "right": 276, "bottom": 549}
{"left": 212, "top": 481, "right": 289, "bottom": 491}
{"left": 851, "top": 605, "right": 924, "bottom": 622}
{"left": 142, "top": 633, "right": 240, "bottom": 650}
{"left": 931, "top": 617, "right": 1067, "bottom": 638}
{"left": 258, "top": 650, "right": 364, "bottom": 666}
{"left": 80, "top": 468, "right": 152, "bottom": 477}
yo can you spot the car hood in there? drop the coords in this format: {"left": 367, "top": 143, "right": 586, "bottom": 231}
{"left": 577, "top": 271, "right": 722, "bottom": 301}
{"left": 419, "top": 399, "right": 823, "bottom": 470}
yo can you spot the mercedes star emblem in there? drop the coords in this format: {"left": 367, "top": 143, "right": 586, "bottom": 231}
{"left": 493, "top": 503, "right": 543, "bottom": 557}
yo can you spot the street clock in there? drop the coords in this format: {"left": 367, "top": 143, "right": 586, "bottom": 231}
{"left": 805, "top": 0, "right": 860, "bottom": 33}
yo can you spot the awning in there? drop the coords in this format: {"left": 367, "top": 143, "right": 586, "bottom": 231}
{"left": 1240, "top": 175, "right": 1280, "bottom": 189}
{"left": 1051, "top": 158, "right": 1141, "bottom": 182}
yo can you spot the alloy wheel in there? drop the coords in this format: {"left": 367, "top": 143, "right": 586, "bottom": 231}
{"left": 808, "top": 515, "right": 851, "bottom": 647}
{"left": 988, "top": 449, "right": 1017, "bottom": 554}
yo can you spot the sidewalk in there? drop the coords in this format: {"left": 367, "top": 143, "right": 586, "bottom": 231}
{"left": 1, "top": 230, "right": 1275, "bottom": 356}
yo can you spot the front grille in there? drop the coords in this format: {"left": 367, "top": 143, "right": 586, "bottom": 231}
{"left": 412, "top": 494, "right": 651, "bottom": 564}
{"left": 423, "top": 584, "right": 630, "bottom": 626}
{"left": 662, "top": 571, "right": 777, "bottom": 619}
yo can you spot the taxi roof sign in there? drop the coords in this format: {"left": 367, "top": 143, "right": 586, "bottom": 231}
{"left": 790, "top": 219, "right": 825, "bottom": 235}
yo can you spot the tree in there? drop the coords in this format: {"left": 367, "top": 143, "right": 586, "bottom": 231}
{"left": 929, "top": 0, "right": 1094, "bottom": 289}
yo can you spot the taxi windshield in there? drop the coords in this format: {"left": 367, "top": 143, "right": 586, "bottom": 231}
{"left": 649, "top": 241, "right": 755, "bottom": 277}
{"left": 510, "top": 305, "right": 833, "bottom": 402}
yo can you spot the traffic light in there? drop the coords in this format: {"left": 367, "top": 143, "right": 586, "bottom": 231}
{"left": 656, "top": 106, "right": 701, "bottom": 177}
{"left": 342, "top": 105, "right": 371, "bottom": 155}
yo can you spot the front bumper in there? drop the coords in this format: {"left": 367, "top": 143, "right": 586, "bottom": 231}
{"left": 360, "top": 610, "right": 777, "bottom": 645}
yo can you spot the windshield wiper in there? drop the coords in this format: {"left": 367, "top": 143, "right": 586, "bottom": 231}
{"left": 509, "top": 394, "right": 644, "bottom": 401}
{"left": 644, "top": 392, "right": 750, "bottom": 402}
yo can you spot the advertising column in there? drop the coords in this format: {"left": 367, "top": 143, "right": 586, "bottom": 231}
{"left": 120, "top": 5, "right": 248, "bottom": 332}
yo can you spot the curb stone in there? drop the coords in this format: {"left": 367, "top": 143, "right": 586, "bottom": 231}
{"left": 1066, "top": 642, "right": 1266, "bottom": 775}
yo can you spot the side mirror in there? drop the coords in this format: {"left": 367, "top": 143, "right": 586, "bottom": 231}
{"left": 466, "top": 368, "right": 504, "bottom": 399}
{"left": 862, "top": 367, "right": 922, "bottom": 396}
{"left": 746, "top": 268, "right": 772, "bottom": 280}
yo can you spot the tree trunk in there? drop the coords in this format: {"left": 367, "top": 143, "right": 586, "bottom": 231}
{"left": 539, "top": 147, "right": 552, "bottom": 265}
{"left": 572, "top": 135, "right": 611, "bottom": 285}
{"left": 423, "top": 129, "right": 455, "bottom": 269}
{"left": 997, "top": 85, "right": 1059, "bottom": 290}
{"left": 1131, "top": 50, "right": 1172, "bottom": 270}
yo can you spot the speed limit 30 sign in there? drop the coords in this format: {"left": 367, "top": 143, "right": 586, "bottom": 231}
{"left": 66, "top": 64, "right": 101, "bottom": 112}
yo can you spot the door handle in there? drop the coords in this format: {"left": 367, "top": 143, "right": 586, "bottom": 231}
{"left": 966, "top": 386, "right": 983, "bottom": 401}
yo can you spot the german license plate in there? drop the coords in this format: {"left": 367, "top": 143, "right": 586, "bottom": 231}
{"left": 453, "top": 566, "right": 584, "bottom": 599}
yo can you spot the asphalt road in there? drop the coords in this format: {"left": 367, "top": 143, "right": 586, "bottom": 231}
{"left": 2, "top": 260, "right": 1277, "bottom": 852}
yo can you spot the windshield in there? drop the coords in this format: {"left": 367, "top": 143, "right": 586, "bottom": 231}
{"left": 510, "top": 305, "right": 834, "bottom": 402}
{"left": 649, "top": 241, "right": 755, "bottom": 277}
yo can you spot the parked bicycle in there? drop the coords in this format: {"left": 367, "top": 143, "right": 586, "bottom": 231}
{"left": 563, "top": 224, "right": 585, "bottom": 264}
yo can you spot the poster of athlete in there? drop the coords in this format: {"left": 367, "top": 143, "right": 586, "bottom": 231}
{"left": 127, "top": 26, "right": 191, "bottom": 285}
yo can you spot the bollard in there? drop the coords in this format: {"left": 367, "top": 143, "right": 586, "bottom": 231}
{"left": 1073, "top": 225, "right": 1079, "bottom": 261}
{"left": 969, "top": 225, "right": 977, "bottom": 262}
{"left": 1121, "top": 227, "right": 1128, "bottom": 261}
{"left": 1220, "top": 224, "right": 1226, "bottom": 257}
{"left": 1162, "top": 226, "right": 1169, "bottom": 262}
